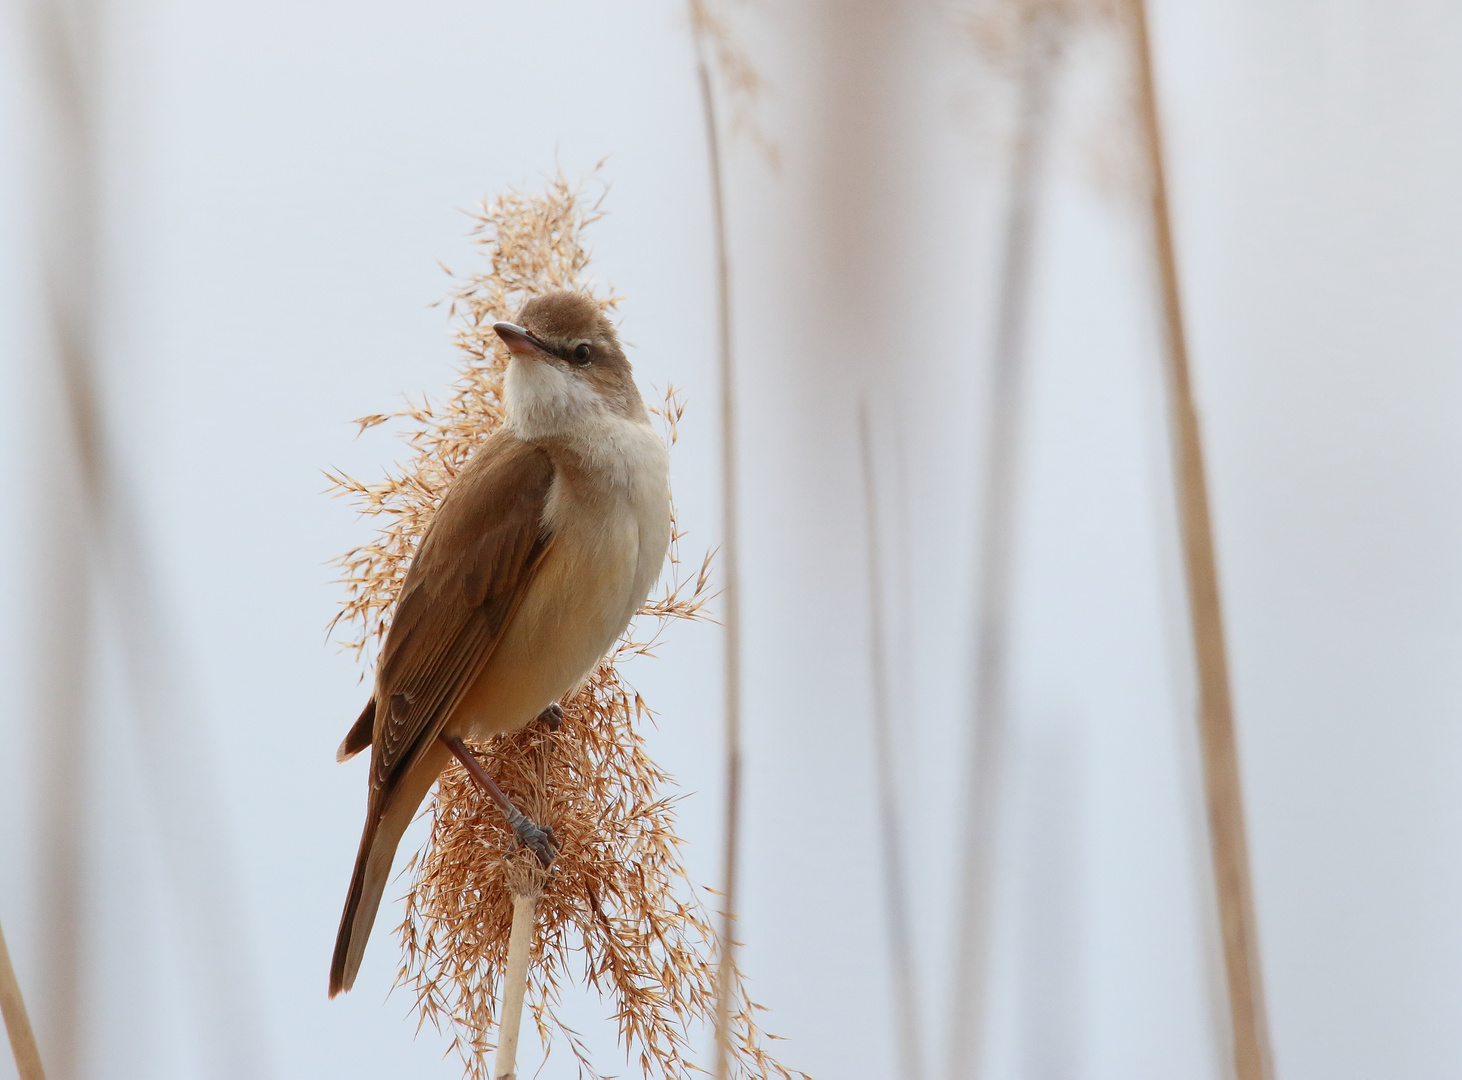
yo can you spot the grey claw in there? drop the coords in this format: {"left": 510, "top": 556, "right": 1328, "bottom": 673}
{"left": 516, "top": 819, "right": 557, "bottom": 867}
{"left": 537, "top": 703, "right": 565, "bottom": 730}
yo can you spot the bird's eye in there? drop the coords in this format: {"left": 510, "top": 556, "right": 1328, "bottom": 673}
{"left": 572, "top": 343, "right": 592, "bottom": 365}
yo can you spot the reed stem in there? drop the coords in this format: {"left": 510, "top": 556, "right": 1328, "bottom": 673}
{"left": 1126, "top": 3, "right": 1273, "bottom": 1078}
{"left": 689, "top": 7, "right": 743, "bottom": 1076}
{"left": 949, "top": 12, "right": 1062, "bottom": 1079}
{"left": 34, "top": 0, "right": 100, "bottom": 1071}
{"left": 0, "top": 917, "right": 47, "bottom": 1080}
{"left": 859, "top": 402, "right": 924, "bottom": 1080}
{"left": 492, "top": 892, "right": 537, "bottom": 1080}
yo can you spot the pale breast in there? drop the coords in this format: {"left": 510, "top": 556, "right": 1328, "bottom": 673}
{"left": 448, "top": 417, "right": 671, "bottom": 741}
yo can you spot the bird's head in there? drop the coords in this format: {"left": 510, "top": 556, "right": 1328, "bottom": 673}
{"left": 494, "top": 291, "right": 645, "bottom": 438}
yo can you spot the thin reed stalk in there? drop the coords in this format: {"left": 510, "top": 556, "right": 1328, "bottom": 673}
{"left": 1126, "top": 2, "right": 1274, "bottom": 1077}
{"left": 0, "top": 918, "right": 46, "bottom": 1080}
{"left": 687, "top": 7, "right": 742, "bottom": 1076}
{"left": 32, "top": 1, "right": 98, "bottom": 1070}
{"left": 948, "top": 11, "right": 1064, "bottom": 1079}
{"left": 491, "top": 892, "right": 539, "bottom": 1080}
{"left": 859, "top": 402, "right": 924, "bottom": 1080}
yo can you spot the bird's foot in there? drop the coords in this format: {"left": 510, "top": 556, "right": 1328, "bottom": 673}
{"left": 442, "top": 733, "right": 558, "bottom": 867}
{"left": 508, "top": 809, "right": 558, "bottom": 868}
{"left": 537, "top": 703, "right": 565, "bottom": 730}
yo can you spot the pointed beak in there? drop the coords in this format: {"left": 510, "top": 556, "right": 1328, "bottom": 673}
{"left": 492, "top": 321, "right": 555, "bottom": 360}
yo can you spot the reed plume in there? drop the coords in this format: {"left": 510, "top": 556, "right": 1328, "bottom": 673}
{"left": 328, "top": 173, "right": 804, "bottom": 1080}
{"left": 688, "top": 0, "right": 777, "bottom": 168}
{"left": 956, "top": 0, "right": 1117, "bottom": 70}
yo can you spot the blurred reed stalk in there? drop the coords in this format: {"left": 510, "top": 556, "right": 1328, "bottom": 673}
{"left": 30, "top": 2, "right": 265, "bottom": 1075}
{"left": 949, "top": 9, "right": 1065, "bottom": 1079}
{"left": 859, "top": 402, "right": 924, "bottom": 1080}
{"left": 686, "top": 5, "right": 742, "bottom": 1075}
{"left": 1126, "top": 2, "right": 1274, "bottom": 1077}
{"left": 0, "top": 917, "right": 47, "bottom": 1080}
{"left": 31, "top": 0, "right": 98, "bottom": 1071}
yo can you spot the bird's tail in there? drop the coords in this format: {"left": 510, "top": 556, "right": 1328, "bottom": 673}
{"left": 329, "top": 742, "right": 448, "bottom": 996}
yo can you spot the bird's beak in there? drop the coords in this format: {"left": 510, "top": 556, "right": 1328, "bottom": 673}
{"left": 492, "top": 321, "right": 555, "bottom": 360}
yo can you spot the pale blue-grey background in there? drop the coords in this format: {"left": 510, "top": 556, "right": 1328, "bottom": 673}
{"left": 1, "top": 1, "right": 1460, "bottom": 1078}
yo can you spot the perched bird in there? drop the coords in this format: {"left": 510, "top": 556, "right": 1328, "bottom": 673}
{"left": 329, "top": 291, "right": 672, "bottom": 997}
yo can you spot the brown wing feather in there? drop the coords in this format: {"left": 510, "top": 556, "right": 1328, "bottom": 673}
{"left": 368, "top": 433, "right": 555, "bottom": 804}
{"left": 336, "top": 697, "right": 374, "bottom": 762}
{"left": 331, "top": 434, "right": 554, "bottom": 996}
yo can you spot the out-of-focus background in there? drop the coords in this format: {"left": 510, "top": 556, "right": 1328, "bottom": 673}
{"left": 2, "top": 1, "right": 1461, "bottom": 1078}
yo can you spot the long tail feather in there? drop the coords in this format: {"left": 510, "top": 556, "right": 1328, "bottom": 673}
{"left": 329, "top": 809, "right": 388, "bottom": 996}
{"left": 329, "top": 741, "right": 449, "bottom": 996}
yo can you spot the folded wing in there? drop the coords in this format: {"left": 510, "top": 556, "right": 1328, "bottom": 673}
{"left": 370, "top": 432, "right": 556, "bottom": 805}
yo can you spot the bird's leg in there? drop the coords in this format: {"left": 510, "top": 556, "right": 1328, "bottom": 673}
{"left": 536, "top": 703, "right": 564, "bottom": 730}
{"left": 441, "top": 735, "right": 556, "bottom": 867}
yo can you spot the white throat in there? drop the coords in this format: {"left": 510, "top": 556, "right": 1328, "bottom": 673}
{"left": 503, "top": 356, "right": 663, "bottom": 489}
{"left": 504, "top": 356, "right": 603, "bottom": 440}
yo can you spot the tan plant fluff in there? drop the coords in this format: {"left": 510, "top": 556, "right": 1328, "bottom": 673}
{"left": 955, "top": 0, "right": 1120, "bottom": 71}
{"left": 688, "top": 0, "right": 778, "bottom": 168}
{"left": 327, "top": 173, "right": 804, "bottom": 1080}
{"left": 953, "top": 0, "right": 1139, "bottom": 198}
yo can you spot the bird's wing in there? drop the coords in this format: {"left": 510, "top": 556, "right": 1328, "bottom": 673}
{"left": 368, "top": 434, "right": 556, "bottom": 802}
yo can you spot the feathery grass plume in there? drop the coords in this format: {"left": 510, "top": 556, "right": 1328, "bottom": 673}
{"left": 955, "top": 0, "right": 1116, "bottom": 69}
{"left": 327, "top": 173, "right": 806, "bottom": 1080}
{"left": 954, "top": 0, "right": 1138, "bottom": 199}
{"left": 688, "top": 0, "right": 778, "bottom": 168}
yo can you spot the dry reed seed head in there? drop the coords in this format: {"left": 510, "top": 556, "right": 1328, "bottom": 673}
{"left": 689, "top": 0, "right": 764, "bottom": 103}
{"left": 953, "top": 0, "right": 1121, "bottom": 73}
{"left": 328, "top": 173, "right": 803, "bottom": 1080}
{"left": 1068, "top": 1, "right": 1147, "bottom": 204}
{"left": 689, "top": 0, "right": 780, "bottom": 168}
{"left": 949, "top": 0, "right": 1145, "bottom": 206}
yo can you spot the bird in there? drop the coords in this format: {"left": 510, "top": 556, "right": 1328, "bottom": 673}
{"left": 329, "top": 290, "right": 672, "bottom": 997}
